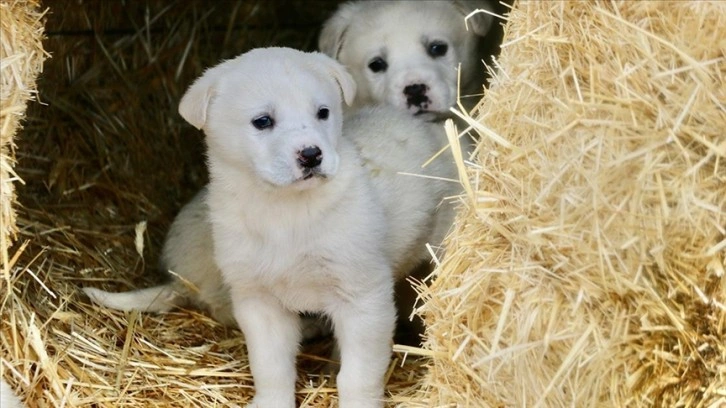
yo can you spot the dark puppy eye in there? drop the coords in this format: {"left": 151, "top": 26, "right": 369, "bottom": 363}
{"left": 252, "top": 115, "right": 274, "bottom": 130}
{"left": 317, "top": 107, "right": 330, "bottom": 120}
{"left": 368, "top": 57, "right": 388, "bottom": 73}
{"left": 427, "top": 41, "right": 448, "bottom": 58}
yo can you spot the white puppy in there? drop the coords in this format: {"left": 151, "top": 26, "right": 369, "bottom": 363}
{"left": 84, "top": 47, "right": 456, "bottom": 408}
{"left": 319, "top": 0, "right": 496, "bottom": 117}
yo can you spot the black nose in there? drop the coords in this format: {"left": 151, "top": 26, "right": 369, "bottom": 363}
{"left": 298, "top": 146, "right": 322, "bottom": 168}
{"left": 403, "top": 83, "right": 427, "bottom": 97}
{"left": 404, "top": 83, "right": 429, "bottom": 107}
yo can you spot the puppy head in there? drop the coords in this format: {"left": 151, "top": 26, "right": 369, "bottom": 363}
{"left": 319, "top": 0, "right": 494, "bottom": 116}
{"left": 179, "top": 47, "right": 356, "bottom": 190}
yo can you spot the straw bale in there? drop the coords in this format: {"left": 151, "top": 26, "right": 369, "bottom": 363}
{"left": 1, "top": 1, "right": 47, "bottom": 399}
{"left": 417, "top": 1, "right": 725, "bottom": 406}
{"left": 1, "top": 0, "right": 47, "bottom": 274}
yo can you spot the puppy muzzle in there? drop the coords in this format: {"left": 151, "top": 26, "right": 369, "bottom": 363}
{"left": 404, "top": 83, "right": 432, "bottom": 111}
{"left": 297, "top": 145, "right": 328, "bottom": 181}
{"left": 298, "top": 146, "right": 323, "bottom": 169}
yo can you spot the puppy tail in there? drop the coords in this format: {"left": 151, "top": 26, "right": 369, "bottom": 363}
{"left": 82, "top": 283, "right": 179, "bottom": 313}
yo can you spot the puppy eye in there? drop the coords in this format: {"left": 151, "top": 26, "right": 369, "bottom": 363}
{"left": 252, "top": 115, "right": 274, "bottom": 130}
{"left": 317, "top": 107, "right": 330, "bottom": 120}
{"left": 368, "top": 57, "right": 388, "bottom": 73}
{"left": 427, "top": 41, "right": 448, "bottom": 58}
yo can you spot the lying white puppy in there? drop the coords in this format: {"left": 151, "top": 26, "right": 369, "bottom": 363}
{"left": 319, "top": 0, "right": 497, "bottom": 117}
{"left": 84, "top": 47, "right": 456, "bottom": 408}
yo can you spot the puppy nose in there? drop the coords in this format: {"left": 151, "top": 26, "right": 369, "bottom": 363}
{"left": 404, "top": 83, "right": 430, "bottom": 108}
{"left": 298, "top": 146, "right": 322, "bottom": 168}
{"left": 403, "top": 83, "right": 428, "bottom": 98}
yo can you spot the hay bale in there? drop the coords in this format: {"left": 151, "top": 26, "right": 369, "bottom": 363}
{"left": 418, "top": 1, "right": 725, "bottom": 406}
{"left": 1, "top": 1, "right": 48, "bottom": 402}
{"left": 0, "top": 0, "right": 47, "bottom": 271}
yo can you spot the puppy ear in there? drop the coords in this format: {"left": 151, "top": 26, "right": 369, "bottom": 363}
{"left": 178, "top": 70, "right": 216, "bottom": 130}
{"left": 312, "top": 52, "right": 357, "bottom": 106}
{"left": 318, "top": 2, "right": 363, "bottom": 58}
{"left": 454, "top": 0, "right": 495, "bottom": 37}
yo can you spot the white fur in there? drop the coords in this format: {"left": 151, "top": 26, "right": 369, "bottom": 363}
{"left": 1, "top": 379, "right": 23, "bottom": 408}
{"left": 83, "top": 47, "right": 457, "bottom": 408}
{"left": 319, "top": 0, "right": 495, "bottom": 117}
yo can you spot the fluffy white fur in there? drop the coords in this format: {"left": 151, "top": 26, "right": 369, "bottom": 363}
{"left": 84, "top": 47, "right": 457, "bottom": 408}
{"left": 319, "top": 0, "right": 495, "bottom": 117}
{"left": 1, "top": 379, "right": 23, "bottom": 408}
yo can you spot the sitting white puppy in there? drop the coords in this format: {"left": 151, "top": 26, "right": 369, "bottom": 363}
{"left": 84, "top": 47, "right": 456, "bottom": 408}
{"left": 319, "top": 0, "right": 497, "bottom": 117}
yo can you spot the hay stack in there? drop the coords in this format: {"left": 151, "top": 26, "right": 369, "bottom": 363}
{"left": 418, "top": 1, "right": 725, "bottom": 406}
{"left": 0, "top": 0, "right": 47, "bottom": 273}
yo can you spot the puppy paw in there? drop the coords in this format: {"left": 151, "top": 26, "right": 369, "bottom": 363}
{"left": 245, "top": 395, "right": 295, "bottom": 408}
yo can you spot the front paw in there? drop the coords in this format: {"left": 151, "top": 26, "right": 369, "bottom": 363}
{"left": 245, "top": 393, "right": 295, "bottom": 408}
{"left": 337, "top": 372, "right": 386, "bottom": 408}
{"left": 337, "top": 394, "right": 385, "bottom": 408}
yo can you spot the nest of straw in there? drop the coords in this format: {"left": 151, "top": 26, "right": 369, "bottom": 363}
{"left": 418, "top": 1, "right": 725, "bottom": 406}
{"left": 1, "top": 0, "right": 438, "bottom": 405}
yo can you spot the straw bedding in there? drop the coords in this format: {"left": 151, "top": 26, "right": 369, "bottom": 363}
{"left": 417, "top": 1, "right": 725, "bottom": 407}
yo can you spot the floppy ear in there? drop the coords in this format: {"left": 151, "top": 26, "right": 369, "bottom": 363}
{"left": 309, "top": 52, "right": 357, "bottom": 107}
{"left": 318, "top": 2, "right": 363, "bottom": 58}
{"left": 454, "top": 0, "right": 495, "bottom": 37}
{"left": 319, "top": 53, "right": 357, "bottom": 107}
{"left": 178, "top": 69, "right": 217, "bottom": 130}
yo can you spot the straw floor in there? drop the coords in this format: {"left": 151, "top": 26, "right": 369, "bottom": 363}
{"left": 1, "top": 0, "right": 436, "bottom": 406}
{"left": 417, "top": 1, "right": 725, "bottom": 407}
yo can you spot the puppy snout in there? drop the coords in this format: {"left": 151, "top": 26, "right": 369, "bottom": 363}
{"left": 298, "top": 146, "right": 323, "bottom": 169}
{"left": 403, "top": 83, "right": 430, "bottom": 108}
{"left": 404, "top": 83, "right": 428, "bottom": 98}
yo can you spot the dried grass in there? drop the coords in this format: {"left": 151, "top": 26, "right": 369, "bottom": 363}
{"left": 2, "top": 0, "right": 430, "bottom": 406}
{"left": 418, "top": 1, "right": 725, "bottom": 407}
{"left": 1, "top": 0, "right": 48, "bottom": 278}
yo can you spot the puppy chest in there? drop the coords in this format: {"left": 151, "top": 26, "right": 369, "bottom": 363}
{"left": 270, "top": 277, "right": 339, "bottom": 312}
{"left": 235, "top": 257, "right": 346, "bottom": 312}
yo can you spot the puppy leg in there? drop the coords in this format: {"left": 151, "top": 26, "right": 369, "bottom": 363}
{"left": 330, "top": 290, "right": 396, "bottom": 408}
{"left": 233, "top": 295, "right": 301, "bottom": 408}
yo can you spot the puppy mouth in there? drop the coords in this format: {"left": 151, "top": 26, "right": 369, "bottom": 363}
{"left": 408, "top": 100, "right": 446, "bottom": 117}
{"left": 300, "top": 169, "right": 327, "bottom": 182}
{"left": 414, "top": 109, "right": 454, "bottom": 122}
{"left": 407, "top": 97, "right": 431, "bottom": 111}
